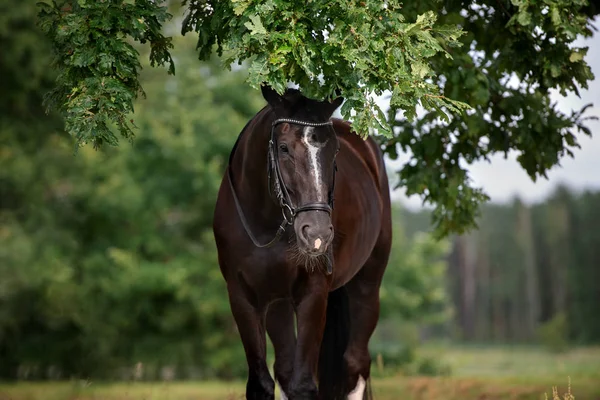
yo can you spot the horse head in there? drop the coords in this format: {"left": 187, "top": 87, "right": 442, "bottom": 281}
{"left": 261, "top": 85, "right": 343, "bottom": 257}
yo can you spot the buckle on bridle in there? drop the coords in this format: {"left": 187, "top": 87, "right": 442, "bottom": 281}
{"left": 282, "top": 204, "right": 295, "bottom": 225}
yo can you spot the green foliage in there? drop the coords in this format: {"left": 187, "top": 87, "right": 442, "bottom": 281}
{"left": 39, "top": 0, "right": 472, "bottom": 145}
{"left": 0, "top": 15, "right": 262, "bottom": 376}
{"left": 371, "top": 205, "right": 453, "bottom": 375}
{"left": 37, "top": 0, "right": 175, "bottom": 149}
{"left": 402, "top": 186, "right": 600, "bottom": 345}
{"left": 382, "top": 0, "right": 598, "bottom": 236}
{"left": 414, "top": 356, "right": 452, "bottom": 377}
{"left": 538, "top": 313, "right": 570, "bottom": 353}
{"left": 379, "top": 206, "right": 452, "bottom": 324}
{"left": 371, "top": 321, "right": 420, "bottom": 375}
{"left": 183, "top": 0, "right": 471, "bottom": 138}
{"left": 36, "top": 1, "right": 599, "bottom": 238}
{"left": 370, "top": 329, "right": 453, "bottom": 377}
{"left": 568, "top": 190, "right": 600, "bottom": 342}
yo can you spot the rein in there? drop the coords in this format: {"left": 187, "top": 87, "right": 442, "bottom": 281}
{"left": 227, "top": 118, "right": 337, "bottom": 248}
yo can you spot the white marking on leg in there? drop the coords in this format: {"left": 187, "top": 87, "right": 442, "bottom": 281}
{"left": 302, "top": 127, "right": 324, "bottom": 201}
{"left": 277, "top": 380, "right": 288, "bottom": 400}
{"left": 279, "top": 385, "right": 288, "bottom": 400}
{"left": 348, "top": 375, "right": 366, "bottom": 400}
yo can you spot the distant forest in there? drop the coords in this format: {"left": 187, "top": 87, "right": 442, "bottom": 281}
{"left": 400, "top": 185, "right": 600, "bottom": 345}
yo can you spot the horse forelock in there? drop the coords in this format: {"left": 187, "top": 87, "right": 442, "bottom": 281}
{"left": 270, "top": 88, "right": 337, "bottom": 122}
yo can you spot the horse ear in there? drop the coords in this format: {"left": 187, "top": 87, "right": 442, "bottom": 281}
{"left": 261, "top": 84, "right": 285, "bottom": 109}
{"left": 323, "top": 96, "right": 344, "bottom": 118}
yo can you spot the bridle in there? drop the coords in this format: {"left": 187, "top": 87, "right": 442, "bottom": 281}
{"left": 227, "top": 118, "right": 338, "bottom": 248}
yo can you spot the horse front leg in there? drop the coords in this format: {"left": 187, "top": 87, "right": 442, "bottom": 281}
{"left": 267, "top": 299, "right": 297, "bottom": 399}
{"left": 287, "top": 275, "right": 329, "bottom": 400}
{"left": 227, "top": 283, "right": 275, "bottom": 400}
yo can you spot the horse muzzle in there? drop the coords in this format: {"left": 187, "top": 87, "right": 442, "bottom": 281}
{"left": 294, "top": 210, "right": 334, "bottom": 255}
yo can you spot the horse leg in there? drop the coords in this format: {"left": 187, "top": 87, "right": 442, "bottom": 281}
{"left": 344, "top": 240, "right": 391, "bottom": 400}
{"left": 228, "top": 284, "right": 275, "bottom": 400}
{"left": 344, "top": 277, "right": 379, "bottom": 400}
{"left": 287, "top": 276, "right": 328, "bottom": 400}
{"left": 266, "top": 299, "right": 296, "bottom": 399}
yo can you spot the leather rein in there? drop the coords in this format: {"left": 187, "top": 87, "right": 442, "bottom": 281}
{"left": 227, "top": 118, "right": 337, "bottom": 248}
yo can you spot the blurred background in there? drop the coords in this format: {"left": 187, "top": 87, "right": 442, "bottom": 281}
{"left": 1, "top": 2, "right": 599, "bottom": 400}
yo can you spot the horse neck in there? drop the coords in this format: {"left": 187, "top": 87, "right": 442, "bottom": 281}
{"left": 231, "top": 109, "right": 281, "bottom": 223}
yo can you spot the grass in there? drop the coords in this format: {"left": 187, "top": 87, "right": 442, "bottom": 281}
{"left": 1, "top": 346, "right": 599, "bottom": 400}
{"left": 0, "top": 381, "right": 246, "bottom": 400}
{"left": 420, "top": 344, "right": 600, "bottom": 379}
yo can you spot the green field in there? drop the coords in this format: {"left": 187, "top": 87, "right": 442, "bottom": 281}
{"left": 2, "top": 346, "right": 599, "bottom": 400}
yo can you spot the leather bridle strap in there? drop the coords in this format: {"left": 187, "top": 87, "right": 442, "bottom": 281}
{"left": 227, "top": 166, "right": 289, "bottom": 248}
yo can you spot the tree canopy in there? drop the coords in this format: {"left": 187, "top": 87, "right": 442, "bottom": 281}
{"left": 36, "top": 0, "right": 599, "bottom": 235}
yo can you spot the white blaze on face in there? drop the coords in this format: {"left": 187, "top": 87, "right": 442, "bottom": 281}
{"left": 302, "top": 126, "right": 325, "bottom": 201}
{"left": 347, "top": 375, "right": 366, "bottom": 400}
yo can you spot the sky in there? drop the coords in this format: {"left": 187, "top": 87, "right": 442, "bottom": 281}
{"left": 384, "top": 26, "right": 600, "bottom": 210}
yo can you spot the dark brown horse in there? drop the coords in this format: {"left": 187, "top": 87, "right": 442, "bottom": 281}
{"left": 213, "top": 86, "right": 392, "bottom": 400}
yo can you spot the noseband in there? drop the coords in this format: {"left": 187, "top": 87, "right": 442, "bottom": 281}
{"left": 227, "top": 118, "right": 337, "bottom": 248}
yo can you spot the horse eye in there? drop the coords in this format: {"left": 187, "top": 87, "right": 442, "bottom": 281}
{"left": 279, "top": 143, "right": 289, "bottom": 154}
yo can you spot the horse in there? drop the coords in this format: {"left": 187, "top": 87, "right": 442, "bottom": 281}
{"left": 212, "top": 86, "right": 392, "bottom": 400}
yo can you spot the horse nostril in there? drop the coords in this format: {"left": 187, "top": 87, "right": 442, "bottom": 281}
{"left": 301, "top": 224, "right": 310, "bottom": 242}
{"left": 298, "top": 223, "right": 333, "bottom": 251}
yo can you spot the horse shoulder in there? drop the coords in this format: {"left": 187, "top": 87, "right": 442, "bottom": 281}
{"left": 332, "top": 119, "right": 387, "bottom": 194}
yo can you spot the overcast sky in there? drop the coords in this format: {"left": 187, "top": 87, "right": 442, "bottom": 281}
{"left": 384, "top": 26, "right": 600, "bottom": 210}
